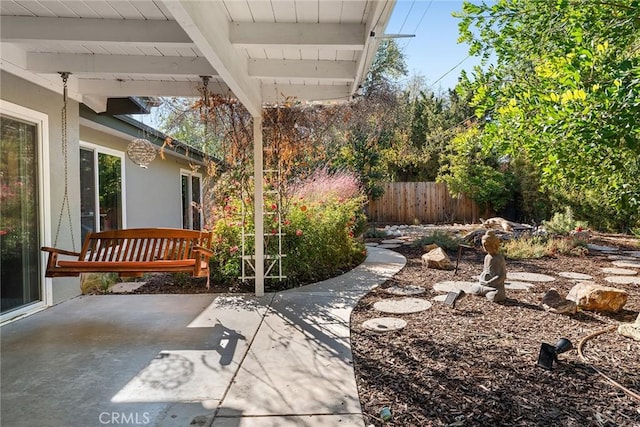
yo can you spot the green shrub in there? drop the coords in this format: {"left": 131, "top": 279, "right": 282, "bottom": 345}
{"left": 80, "top": 272, "right": 118, "bottom": 294}
{"left": 412, "top": 230, "right": 462, "bottom": 251}
{"left": 501, "top": 236, "right": 587, "bottom": 259}
{"left": 364, "top": 226, "right": 388, "bottom": 238}
{"left": 542, "top": 207, "right": 588, "bottom": 235}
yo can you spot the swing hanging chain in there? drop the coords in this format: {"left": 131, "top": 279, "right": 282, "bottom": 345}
{"left": 53, "top": 72, "right": 76, "bottom": 251}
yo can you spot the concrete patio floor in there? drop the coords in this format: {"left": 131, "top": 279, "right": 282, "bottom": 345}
{"left": 1, "top": 247, "right": 405, "bottom": 427}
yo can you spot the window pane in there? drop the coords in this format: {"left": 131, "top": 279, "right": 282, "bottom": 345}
{"left": 181, "top": 175, "right": 189, "bottom": 229}
{"left": 1, "top": 115, "right": 41, "bottom": 313}
{"left": 98, "top": 153, "right": 122, "bottom": 231}
{"left": 79, "top": 148, "right": 96, "bottom": 242}
{"left": 191, "top": 175, "right": 201, "bottom": 230}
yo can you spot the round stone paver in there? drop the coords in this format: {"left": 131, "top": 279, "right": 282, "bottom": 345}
{"left": 384, "top": 285, "right": 426, "bottom": 296}
{"left": 433, "top": 281, "right": 475, "bottom": 294}
{"left": 504, "top": 281, "right": 535, "bottom": 290}
{"left": 378, "top": 244, "right": 402, "bottom": 249}
{"left": 607, "top": 254, "right": 637, "bottom": 261}
{"left": 612, "top": 260, "right": 640, "bottom": 268}
{"left": 587, "top": 244, "right": 619, "bottom": 252}
{"left": 362, "top": 317, "right": 407, "bottom": 333}
{"left": 601, "top": 267, "right": 638, "bottom": 276}
{"left": 604, "top": 276, "right": 640, "bottom": 285}
{"left": 374, "top": 298, "right": 432, "bottom": 314}
{"left": 381, "top": 239, "right": 405, "bottom": 245}
{"left": 507, "top": 272, "right": 556, "bottom": 282}
{"left": 558, "top": 272, "right": 593, "bottom": 280}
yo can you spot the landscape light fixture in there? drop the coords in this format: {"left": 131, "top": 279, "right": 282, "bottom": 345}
{"left": 536, "top": 338, "right": 573, "bottom": 370}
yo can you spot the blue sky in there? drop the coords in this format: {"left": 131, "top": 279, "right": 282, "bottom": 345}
{"left": 385, "top": 0, "right": 483, "bottom": 92}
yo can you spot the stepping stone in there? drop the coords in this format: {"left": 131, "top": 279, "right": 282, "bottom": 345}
{"left": 381, "top": 239, "right": 404, "bottom": 244}
{"left": 601, "top": 267, "right": 637, "bottom": 276}
{"left": 604, "top": 276, "right": 640, "bottom": 285}
{"left": 110, "top": 282, "right": 145, "bottom": 293}
{"left": 558, "top": 272, "right": 593, "bottom": 280}
{"left": 384, "top": 285, "right": 426, "bottom": 296}
{"left": 433, "top": 294, "right": 448, "bottom": 303}
{"left": 612, "top": 260, "right": 640, "bottom": 268}
{"left": 364, "top": 242, "right": 379, "bottom": 247}
{"left": 504, "top": 281, "right": 535, "bottom": 290}
{"left": 587, "top": 244, "right": 619, "bottom": 252}
{"left": 378, "top": 244, "right": 401, "bottom": 249}
{"left": 623, "top": 251, "right": 640, "bottom": 258}
{"left": 373, "top": 298, "right": 432, "bottom": 314}
{"left": 607, "top": 254, "right": 637, "bottom": 261}
{"left": 362, "top": 317, "right": 407, "bottom": 333}
{"left": 433, "top": 281, "right": 475, "bottom": 294}
{"left": 507, "top": 272, "right": 556, "bottom": 282}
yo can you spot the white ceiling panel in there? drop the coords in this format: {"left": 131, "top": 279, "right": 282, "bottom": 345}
{"left": 246, "top": 0, "right": 275, "bottom": 22}
{"left": 341, "top": 1, "right": 367, "bottom": 23}
{"left": 60, "top": 1, "right": 100, "bottom": 18}
{"left": 37, "top": 1, "right": 78, "bottom": 17}
{"left": 318, "top": 0, "right": 342, "bottom": 23}
{"left": 271, "top": 0, "right": 296, "bottom": 23}
{"left": 107, "top": 1, "right": 145, "bottom": 19}
{"left": 223, "top": 0, "right": 252, "bottom": 22}
{"left": 1, "top": 0, "right": 396, "bottom": 109}
{"left": 83, "top": 1, "right": 122, "bottom": 19}
{"left": 0, "top": 1, "right": 33, "bottom": 15}
{"left": 128, "top": 1, "right": 169, "bottom": 20}
{"left": 295, "top": 0, "right": 318, "bottom": 23}
{"left": 12, "top": 1, "right": 56, "bottom": 16}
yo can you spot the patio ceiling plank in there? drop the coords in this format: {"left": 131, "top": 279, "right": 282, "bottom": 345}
{"left": 248, "top": 59, "right": 356, "bottom": 81}
{"left": 26, "top": 53, "right": 217, "bottom": 76}
{"left": 77, "top": 79, "right": 225, "bottom": 98}
{"left": 0, "top": 16, "right": 192, "bottom": 46}
{"left": 230, "top": 22, "right": 366, "bottom": 49}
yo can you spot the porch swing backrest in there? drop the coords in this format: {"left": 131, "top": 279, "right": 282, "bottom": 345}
{"left": 42, "top": 228, "right": 214, "bottom": 279}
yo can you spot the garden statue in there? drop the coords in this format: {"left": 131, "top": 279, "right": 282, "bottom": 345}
{"left": 470, "top": 230, "right": 507, "bottom": 302}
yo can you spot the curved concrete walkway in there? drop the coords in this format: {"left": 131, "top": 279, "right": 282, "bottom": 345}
{"left": 1, "top": 247, "right": 405, "bottom": 427}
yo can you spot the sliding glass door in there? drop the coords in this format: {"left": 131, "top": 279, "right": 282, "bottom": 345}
{"left": 0, "top": 114, "right": 41, "bottom": 314}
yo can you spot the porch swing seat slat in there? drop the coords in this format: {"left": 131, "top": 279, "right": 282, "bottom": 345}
{"left": 42, "top": 228, "right": 214, "bottom": 283}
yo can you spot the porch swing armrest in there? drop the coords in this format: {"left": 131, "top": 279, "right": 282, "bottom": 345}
{"left": 193, "top": 246, "right": 214, "bottom": 259}
{"left": 41, "top": 246, "right": 81, "bottom": 257}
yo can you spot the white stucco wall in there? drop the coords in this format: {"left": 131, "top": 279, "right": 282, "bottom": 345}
{"left": 1, "top": 71, "right": 80, "bottom": 304}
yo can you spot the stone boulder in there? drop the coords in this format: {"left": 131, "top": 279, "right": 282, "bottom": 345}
{"left": 566, "top": 283, "right": 628, "bottom": 313}
{"left": 618, "top": 313, "right": 640, "bottom": 341}
{"left": 540, "top": 288, "right": 577, "bottom": 315}
{"left": 421, "top": 247, "right": 453, "bottom": 270}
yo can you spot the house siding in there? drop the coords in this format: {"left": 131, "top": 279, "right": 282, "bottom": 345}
{"left": 79, "top": 126, "right": 186, "bottom": 228}
{"left": 1, "top": 71, "right": 80, "bottom": 304}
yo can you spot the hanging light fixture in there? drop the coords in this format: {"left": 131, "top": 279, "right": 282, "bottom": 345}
{"left": 127, "top": 104, "right": 156, "bottom": 168}
{"left": 127, "top": 137, "right": 156, "bottom": 168}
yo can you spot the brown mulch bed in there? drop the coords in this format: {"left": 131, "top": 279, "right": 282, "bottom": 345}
{"left": 351, "top": 236, "right": 640, "bottom": 427}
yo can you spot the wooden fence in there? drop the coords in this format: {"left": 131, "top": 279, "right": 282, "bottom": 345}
{"left": 366, "top": 182, "right": 481, "bottom": 224}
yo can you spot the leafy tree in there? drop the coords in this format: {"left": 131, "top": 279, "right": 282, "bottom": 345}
{"left": 455, "top": 0, "right": 640, "bottom": 230}
{"left": 336, "top": 39, "right": 409, "bottom": 198}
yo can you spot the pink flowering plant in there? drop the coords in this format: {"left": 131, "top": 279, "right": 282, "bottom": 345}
{"left": 206, "top": 167, "right": 367, "bottom": 289}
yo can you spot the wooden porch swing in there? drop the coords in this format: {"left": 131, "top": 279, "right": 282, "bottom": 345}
{"left": 42, "top": 73, "right": 213, "bottom": 285}
{"left": 42, "top": 228, "right": 214, "bottom": 283}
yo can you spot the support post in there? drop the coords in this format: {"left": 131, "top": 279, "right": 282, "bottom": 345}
{"left": 253, "top": 115, "right": 264, "bottom": 296}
